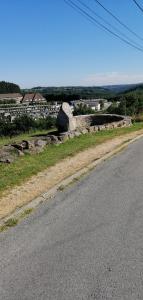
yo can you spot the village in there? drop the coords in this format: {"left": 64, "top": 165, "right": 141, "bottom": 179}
{"left": 0, "top": 92, "right": 112, "bottom": 121}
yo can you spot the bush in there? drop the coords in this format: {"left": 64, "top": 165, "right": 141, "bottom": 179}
{"left": 73, "top": 104, "right": 95, "bottom": 116}
{"left": 36, "top": 116, "right": 56, "bottom": 130}
{"left": 0, "top": 115, "right": 57, "bottom": 137}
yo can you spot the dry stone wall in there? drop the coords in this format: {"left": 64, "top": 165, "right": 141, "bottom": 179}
{"left": 57, "top": 102, "right": 132, "bottom": 133}
{"left": 0, "top": 102, "right": 132, "bottom": 163}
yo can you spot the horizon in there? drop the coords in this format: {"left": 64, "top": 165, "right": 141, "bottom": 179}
{"left": 20, "top": 81, "right": 143, "bottom": 89}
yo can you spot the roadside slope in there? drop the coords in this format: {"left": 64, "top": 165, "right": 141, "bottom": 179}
{"left": 1, "top": 128, "right": 143, "bottom": 220}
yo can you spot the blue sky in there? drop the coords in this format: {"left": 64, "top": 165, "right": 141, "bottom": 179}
{"left": 0, "top": 0, "right": 143, "bottom": 88}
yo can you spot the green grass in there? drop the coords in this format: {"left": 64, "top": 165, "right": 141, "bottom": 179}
{"left": 0, "top": 122, "right": 143, "bottom": 196}
{"left": 0, "top": 128, "right": 55, "bottom": 146}
{"left": 0, "top": 218, "right": 18, "bottom": 232}
{"left": 57, "top": 185, "right": 65, "bottom": 191}
{"left": 0, "top": 208, "right": 34, "bottom": 232}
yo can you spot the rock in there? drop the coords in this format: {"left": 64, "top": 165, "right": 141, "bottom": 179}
{"left": 48, "top": 135, "right": 60, "bottom": 144}
{"left": 21, "top": 140, "right": 35, "bottom": 150}
{"left": 74, "top": 131, "right": 81, "bottom": 137}
{"left": 35, "top": 136, "right": 53, "bottom": 145}
{"left": 34, "top": 139, "right": 47, "bottom": 148}
{"left": 89, "top": 126, "right": 95, "bottom": 133}
{"left": 57, "top": 102, "right": 77, "bottom": 132}
{"left": 94, "top": 126, "right": 99, "bottom": 132}
{"left": 21, "top": 140, "right": 29, "bottom": 149}
{"left": 0, "top": 145, "right": 20, "bottom": 164}
{"left": 117, "top": 122, "right": 122, "bottom": 127}
{"left": 98, "top": 125, "right": 106, "bottom": 131}
{"left": 68, "top": 132, "right": 75, "bottom": 139}
{"left": 106, "top": 124, "right": 113, "bottom": 129}
{"left": 58, "top": 132, "right": 69, "bottom": 142}
{"left": 44, "top": 136, "right": 54, "bottom": 144}
{"left": 18, "top": 150, "right": 24, "bottom": 156}
{"left": 0, "top": 157, "right": 14, "bottom": 164}
{"left": 86, "top": 127, "right": 91, "bottom": 133}
{"left": 81, "top": 129, "right": 88, "bottom": 134}
{"left": 12, "top": 143, "right": 24, "bottom": 151}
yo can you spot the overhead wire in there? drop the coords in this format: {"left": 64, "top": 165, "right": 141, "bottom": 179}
{"left": 132, "top": 0, "right": 143, "bottom": 14}
{"left": 93, "top": 0, "right": 143, "bottom": 42}
{"left": 76, "top": 0, "right": 143, "bottom": 49}
{"left": 64, "top": 0, "right": 143, "bottom": 52}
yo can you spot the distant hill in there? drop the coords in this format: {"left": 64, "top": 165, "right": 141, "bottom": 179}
{"left": 103, "top": 83, "right": 142, "bottom": 93}
{"left": 23, "top": 83, "right": 143, "bottom": 100}
{"left": 0, "top": 81, "right": 21, "bottom": 94}
{"left": 24, "top": 86, "right": 114, "bottom": 100}
{"left": 121, "top": 84, "right": 143, "bottom": 96}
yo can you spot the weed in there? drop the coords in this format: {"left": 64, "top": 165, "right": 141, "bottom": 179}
{"left": 57, "top": 185, "right": 65, "bottom": 191}
{"left": 0, "top": 218, "right": 18, "bottom": 232}
{"left": 20, "top": 208, "right": 33, "bottom": 219}
{"left": 0, "top": 208, "right": 34, "bottom": 233}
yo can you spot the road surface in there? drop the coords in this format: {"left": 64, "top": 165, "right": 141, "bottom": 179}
{"left": 1, "top": 138, "right": 143, "bottom": 299}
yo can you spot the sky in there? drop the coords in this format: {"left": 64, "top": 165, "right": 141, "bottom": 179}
{"left": 1, "top": 0, "right": 143, "bottom": 88}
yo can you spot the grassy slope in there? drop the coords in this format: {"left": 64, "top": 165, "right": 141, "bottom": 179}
{"left": 0, "top": 129, "right": 55, "bottom": 147}
{"left": 0, "top": 122, "right": 143, "bottom": 196}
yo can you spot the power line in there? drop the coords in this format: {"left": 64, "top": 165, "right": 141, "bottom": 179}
{"left": 76, "top": 0, "right": 143, "bottom": 49}
{"left": 132, "top": 0, "right": 143, "bottom": 14}
{"left": 93, "top": 0, "right": 143, "bottom": 41}
{"left": 64, "top": 0, "right": 103, "bottom": 30}
{"left": 64, "top": 0, "right": 143, "bottom": 52}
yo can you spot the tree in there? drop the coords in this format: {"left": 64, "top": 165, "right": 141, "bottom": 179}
{"left": 99, "top": 100, "right": 104, "bottom": 110}
{"left": 73, "top": 103, "right": 95, "bottom": 116}
{"left": 14, "top": 115, "right": 36, "bottom": 133}
{"left": 0, "top": 81, "right": 21, "bottom": 93}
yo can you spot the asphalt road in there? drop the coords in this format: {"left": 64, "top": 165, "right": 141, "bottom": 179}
{"left": 1, "top": 138, "right": 143, "bottom": 300}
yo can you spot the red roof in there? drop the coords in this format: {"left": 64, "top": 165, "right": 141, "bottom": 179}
{"left": 22, "top": 93, "right": 46, "bottom": 103}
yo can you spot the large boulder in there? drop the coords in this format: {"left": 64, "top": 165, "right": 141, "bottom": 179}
{"left": 57, "top": 102, "right": 77, "bottom": 132}
{"left": 0, "top": 145, "right": 21, "bottom": 163}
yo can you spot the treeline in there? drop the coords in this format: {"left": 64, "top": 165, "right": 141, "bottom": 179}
{"left": 44, "top": 93, "right": 80, "bottom": 103}
{"left": 0, "top": 81, "right": 21, "bottom": 94}
{"left": 0, "top": 115, "right": 56, "bottom": 137}
{"left": 25, "top": 86, "right": 114, "bottom": 100}
{"left": 108, "top": 95, "right": 143, "bottom": 116}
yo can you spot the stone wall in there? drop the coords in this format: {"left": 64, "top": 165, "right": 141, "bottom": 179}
{"left": 57, "top": 102, "right": 132, "bottom": 133}
{"left": 75, "top": 114, "right": 124, "bottom": 129}
{"left": 0, "top": 102, "right": 132, "bottom": 164}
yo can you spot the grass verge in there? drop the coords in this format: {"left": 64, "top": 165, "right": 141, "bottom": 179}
{"left": 0, "top": 128, "right": 55, "bottom": 147}
{"left": 0, "top": 122, "right": 143, "bottom": 197}
{"left": 0, "top": 208, "right": 33, "bottom": 232}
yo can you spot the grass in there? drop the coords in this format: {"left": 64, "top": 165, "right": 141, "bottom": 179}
{"left": 0, "top": 128, "right": 55, "bottom": 147}
{"left": 0, "top": 218, "right": 18, "bottom": 232}
{"left": 0, "top": 208, "right": 34, "bottom": 232}
{"left": 0, "top": 122, "right": 143, "bottom": 196}
{"left": 57, "top": 185, "right": 65, "bottom": 191}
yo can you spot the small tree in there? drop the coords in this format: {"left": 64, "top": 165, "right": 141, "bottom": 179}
{"left": 14, "top": 115, "right": 36, "bottom": 133}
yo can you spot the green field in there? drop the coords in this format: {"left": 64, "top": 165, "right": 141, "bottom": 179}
{"left": 0, "top": 122, "right": 143, "bottom": 196}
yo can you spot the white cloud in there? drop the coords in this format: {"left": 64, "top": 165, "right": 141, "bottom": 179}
{"left": 82, "top": 72, "right": 143, "bottom": 86}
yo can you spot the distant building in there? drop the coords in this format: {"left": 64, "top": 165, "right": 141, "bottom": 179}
{"left": 22, "top": 93, "right": 46, "bottom": 104}
{"left": 82, "top": 98, "right": 109, "bottom": 111}
{"left": 0, "top": 93, "right": 23, "bottom": 104}
{"left": 83, "top": 100, "right": 100, "bottom": 111}
{"left": 71, "top": 98, "right": 109, "bottom": 112}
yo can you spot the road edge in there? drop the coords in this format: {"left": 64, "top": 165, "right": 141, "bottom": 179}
{"left": 1, "top": 132, "right": 143, "bottom": 227}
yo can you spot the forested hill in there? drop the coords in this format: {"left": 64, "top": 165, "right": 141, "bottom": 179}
{"left": 121, "top": 84, "right": 143, "bottom": 97}
{"left": 24, "top": 86, "right": 115, "bottom": 100}
{"left": 0, "top": 81, "right": 21, "bottom": 93}
{"left": 25, "top": 84, "right": 143, "bottom": 99}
